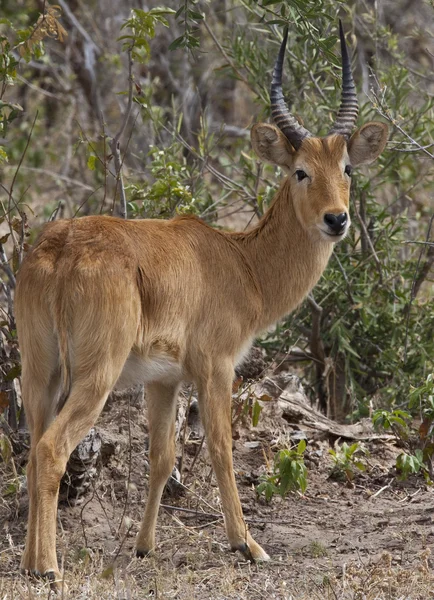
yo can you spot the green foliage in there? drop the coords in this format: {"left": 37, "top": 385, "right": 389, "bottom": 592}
{"left": 0, "top": 30, "right": 23, "bottom": 146}
{"left": 1, "top": 0, "right": 434, "bottom": 439}
{"left": 125, "top": 142, "right": 203, "bottom": 219}
{"left": 374, "top": 375, "right": 434, "bottom": 482}
{"left": 169, "top": 1, "right": 204, "bottom": 51}
{"left": 119, "top": 7, "right": 175, "bottom": 62}
{"left": 372, "top": 409, "right": 411, "bottom": 439}
{"left": 329, "top": 441, "right": 367, "bottom": 482}
{"left": 248, "top": 1, "right": 434, "bottom": 418}
{"left": 256, "top": 439, "right": 308, "bottom": 501}
{"left": 409, "top": 373, "right": 434, "bottom": 419}
{"left": 396, "top": 450, "right": 426, "bottom": 480}
{"left": 0, "top": 6, "right": 67, "bottom": 160}
{"left": 231, "top": 378, "right": 266, "bottom": 431}
{"left": 251, "top": 399, "right": 262, "bottom": 427}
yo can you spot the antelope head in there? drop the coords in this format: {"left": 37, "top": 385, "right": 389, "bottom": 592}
{"left": 251, "top": 22, "right": 388, "bottom": 242}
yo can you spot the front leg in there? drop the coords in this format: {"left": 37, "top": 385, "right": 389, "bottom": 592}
{"left": 197, "top": 360, "right": 270, "bottom": 561}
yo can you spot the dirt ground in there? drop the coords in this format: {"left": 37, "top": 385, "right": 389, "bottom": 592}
{"left": 1, "top": 372, "right": 434, "bottom": 600}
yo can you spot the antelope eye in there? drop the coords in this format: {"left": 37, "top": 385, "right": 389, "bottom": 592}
{"left": 295, "top": 169, "right": 308, "bottom": 181}
{"left": 345, "top": 165, "right": 353, "bottom": 177}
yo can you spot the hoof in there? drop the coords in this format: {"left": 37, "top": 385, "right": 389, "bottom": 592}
{"left": 21, "top": 568, "right": 64, "bottom": 591}
{"left": 43, "top": 571, "right": 66, "bottom": 593}
{"left": 231, "top": 542, "right": 251, "bottom": 559}
{"left": 231, "top": 541, "right": 271, "bottom": 562}
{"left": 136, "top": 548, "right": 153, "bottom": 559}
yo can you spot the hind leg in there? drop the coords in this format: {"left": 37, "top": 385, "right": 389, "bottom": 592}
{"left": 20, "top": 348, "right": 60, "bottom": 574}
{"left": 32, "top": 324, "right": 138, "bottom": 581}
{"left": 33, "top": 379, "right": 115, "bottom": 580}
{"left": 136, "top": 382, "right": 179, "bottom": 556}
{"left": 21, "top": 376, "right": 59, "bottom": 574}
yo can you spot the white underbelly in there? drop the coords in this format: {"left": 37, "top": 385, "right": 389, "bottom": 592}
{"left": 114, "top": 352, "right": 183, "bottom": 390}
{"left": 235, "top": 338, "right": 254, "bottom": 367}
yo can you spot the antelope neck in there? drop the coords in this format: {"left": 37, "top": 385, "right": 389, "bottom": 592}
{"left": 230, "top": 178, "right": 333, "bottom": 330}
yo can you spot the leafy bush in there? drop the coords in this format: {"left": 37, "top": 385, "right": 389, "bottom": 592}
{"left": 373, "top": 374, "right": 434, "bottom": 481}
{"left": 1, "top": 0, "right": 433, "bottom": 433}
{"left": 245, "top": 2, "right": 434, "bottom": 421}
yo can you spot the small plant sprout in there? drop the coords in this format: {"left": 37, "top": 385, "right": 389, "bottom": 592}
{"left": 328, "top": 441, "right": 367, "bottom": 483}
{"left": 256, "top": 439, "right": 308, "bottom": 502}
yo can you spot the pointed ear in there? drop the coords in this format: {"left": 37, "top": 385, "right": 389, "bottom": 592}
{"left": 348, "top": 122, "right": 388, "bottom": 166}
{"left": 251, "top": 124, "right": 294, "bottom": 168}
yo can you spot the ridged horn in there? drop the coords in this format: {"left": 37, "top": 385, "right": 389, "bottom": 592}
{"left": 270, "top": 27, "right": 312, "bottom": 150}
{"left": 328, "top": 20, "right": 359, "bottom": 138}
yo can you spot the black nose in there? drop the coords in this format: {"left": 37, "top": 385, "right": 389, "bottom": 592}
{"left": 324, "top": 212, "right": 347, "bottom": 234}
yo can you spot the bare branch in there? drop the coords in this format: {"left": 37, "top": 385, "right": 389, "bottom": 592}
{"left": 109, "top": 49, "right": 134, "bottom": 219}
{"left": 352, "top": 195, "right": 383, "bottom": 284}
{"left": 57, "top": 0, "right": 100, "bottom": 52}
{"left": 404, "top": 215, "right": 434, "bottom": 362}
{"left": 368, "top": 79, "right": 434, "bottom": 160}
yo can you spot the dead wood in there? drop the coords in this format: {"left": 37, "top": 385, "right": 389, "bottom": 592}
{"left": 277, "top": 389, "right": 394, "bottom": 442}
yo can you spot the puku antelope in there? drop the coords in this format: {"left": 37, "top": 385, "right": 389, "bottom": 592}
{"left": 16, "top": 23, "right": 387, "bottom": 584}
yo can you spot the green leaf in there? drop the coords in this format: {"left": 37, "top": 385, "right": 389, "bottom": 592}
{"left": 187, "top": 10, "right": 204, "bottom": 20}
{"left": 0, "top": 146, "right": 8, "bottom": 163}
{"left": 87, "top": 154, "right": 96, "bottom": 171}
{"left": 297, "top": 439, "right": 306, "bottom": 454}
{"left": 5, "top": 364, "right": 21, "bottom": 381}
{"left": 149, "top": 7, "right": 176, "bottom": 16}
{"left": 252, "top": 399, "right": 262, "bottom": 427}
{"left": 0, "top": 434, "right": 12, "bottom": 463}
{"left": 348, "top": 442, "right": 360, "bottom": 456}
{"left": 169, "top": 35, "right": 186, "bottom": 51}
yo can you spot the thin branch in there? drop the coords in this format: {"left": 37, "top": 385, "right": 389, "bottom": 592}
{"left": 352, "top": 195, "right": 383, "bottom": 284}
{"left": 368, "top": 82, "right": 434, "bottom": 160}
{"left": 334, "top": 254, "right": 355, "bottom": 305}
{"left": 101, "top": 113, "right": 108, "bottom": 214}
{"left": 113, "top": 50, "right": 134, "bottom": 146}
{"left": 7, "top": 112, "right": 38, "bottom": 215}
{"left": 1, "top": 165, "right": 94, "bottom": 191}
{"left": 202, "top": 20, "right": 250, "bottom": 90}
{"left": 403, "top": 240, "right": 434, "bottom": 247}
{"left": 0, "top": 245, "right": 16, "bottom": 289}
{"left": 57, "top": 0, "right": 100, "bottom": 52}
{"left": 117, "top": 392, "right": 134, "bottom": 537}
{"left": 182, "top": 435, "right": 205, "bottom": 486}
{"left": 307, "top": 294, "right": 325, "bottom": 365}
{"left": 109, "top": 49, "right": 134, "bottom": 219}
{"left": 179, "top": 388, "right": 193, "bottom": 484}
{"left": 160, "top": 504, "right": 221, "bottom": 520}
{"left": 404, "top": 215, "right": 434, "bottom": 362}
{"left": 413, "top": 245, "right": 434, "bottom": 299}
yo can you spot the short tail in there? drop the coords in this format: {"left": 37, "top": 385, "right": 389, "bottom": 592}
{"left": 54, "top": 294, "right": 72, "bottom": 413}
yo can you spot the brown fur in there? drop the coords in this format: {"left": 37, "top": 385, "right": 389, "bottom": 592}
{"left": 15, "top": 122, "right": 388, "bottom": 585}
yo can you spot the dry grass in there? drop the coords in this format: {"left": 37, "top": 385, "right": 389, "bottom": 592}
{"left": 1, "top": 516, "right": 433, "bottom": 600}
{"left": 1, "top": 552, "right": 434, "bottom": 600}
